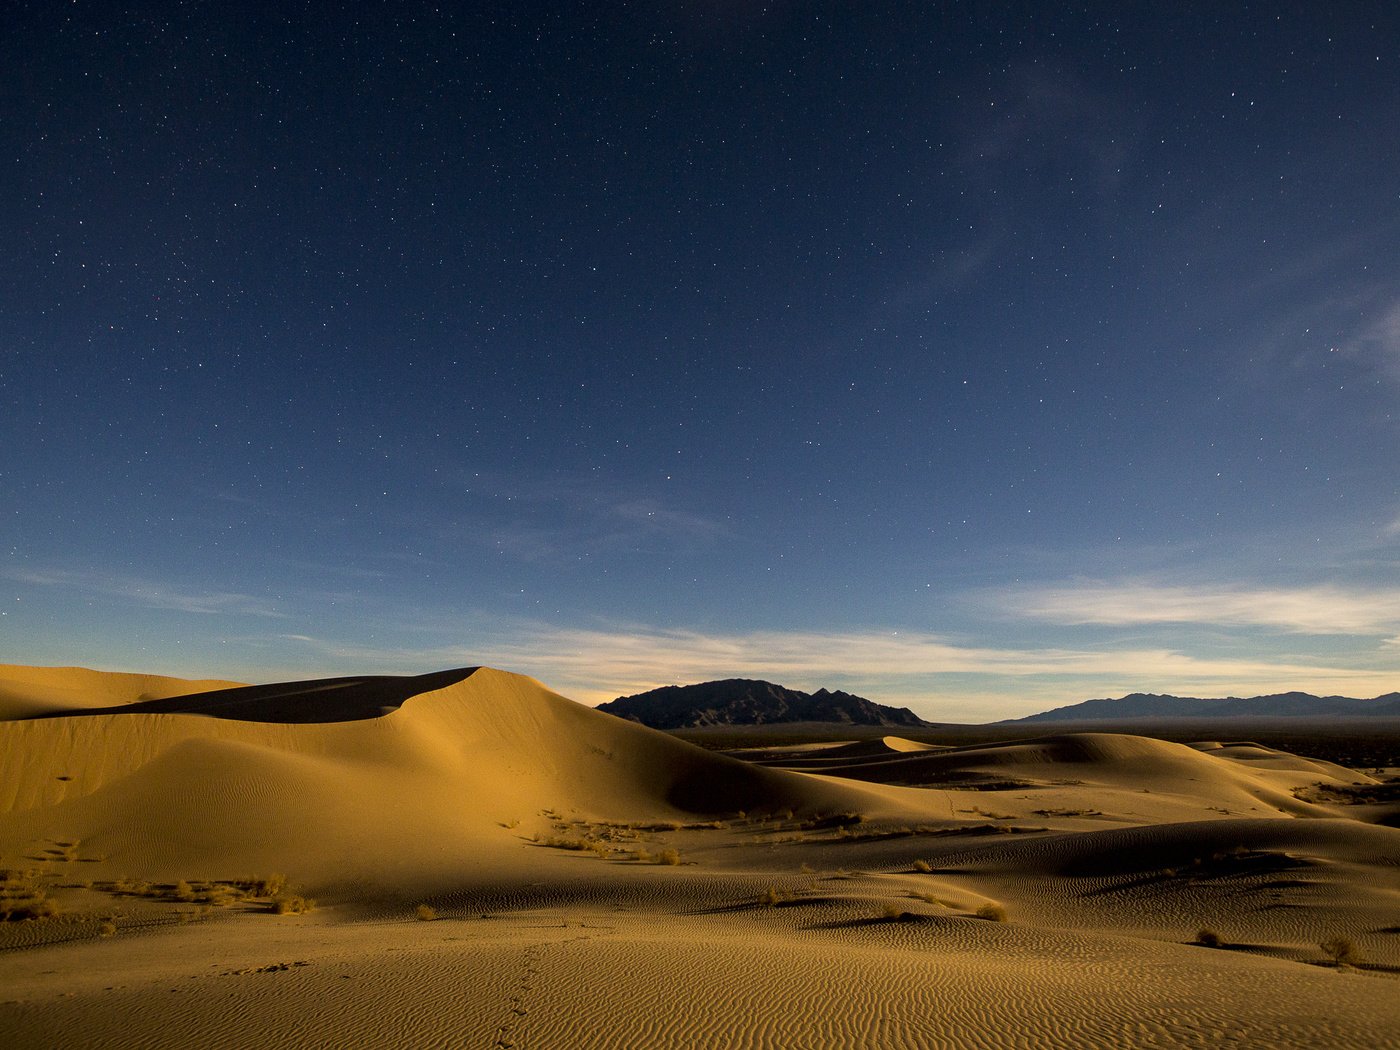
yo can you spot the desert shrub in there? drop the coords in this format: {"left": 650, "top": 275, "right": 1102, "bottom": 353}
{"left": 98, "top": 920, "right": 118, "bottom": 937}
{"left": 173, "top": 879, "right": 196, "bottom": 902}
{"left": 1321, "top": 936, "right": 1360, "bottom": 966}
{"left": 1, "top": 895, "right": 60, "bottom": 921}
{"left": 0, "top": 872, "right": 60, "bottom": 921}
{"left": 271, "top": 894, "right": 315, "bottom": 915}
{"left": 975, "top": 903, "right": 1007, "bottom": 922}
{"left": 656, "top": 848, "right": 681, "bottom": 866}
{"left": 231, "top": 875, "right": 285, "bottom": 898}
{"left": 415, "top": 904, "right": 438, "bottom": 921}
{"left": 1196, "top": 928, "right": 1223, "bottom": 948}
{"left": 912, "top": 859, "right": 932, "bottom": 873}
{"left": 257, "top": 874, "right": 287, "bottom": 897}
{"left": 880, "top": 902, "right": 911, "bottom": 921}
{"left": 759, "top": 886, "right": 792, "bottom": 907}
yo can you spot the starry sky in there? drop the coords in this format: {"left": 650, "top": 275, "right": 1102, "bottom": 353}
{"left": 4, "top": 3, "right": 1399, "bottom": 720}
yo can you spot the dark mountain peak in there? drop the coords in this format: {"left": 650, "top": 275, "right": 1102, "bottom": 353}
{"left": 596, "top": 679, "right": 929, "bottom": 730}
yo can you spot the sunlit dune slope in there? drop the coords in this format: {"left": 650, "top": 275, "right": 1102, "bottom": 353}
{"left": 0, "top": 666, "right": 885, "bottom": 888}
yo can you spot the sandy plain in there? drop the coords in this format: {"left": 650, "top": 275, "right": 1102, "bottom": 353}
{"left": 1, "top": 663, "right": 1398, "bottom": 1049}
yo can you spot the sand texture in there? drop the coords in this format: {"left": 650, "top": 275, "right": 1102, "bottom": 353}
{"left": 2, "top": 665, "right": 1398, "bottom": 1048}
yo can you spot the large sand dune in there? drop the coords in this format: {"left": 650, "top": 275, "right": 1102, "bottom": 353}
{"left": 2, "top": 665, "right": 1398, "bottom": 1048}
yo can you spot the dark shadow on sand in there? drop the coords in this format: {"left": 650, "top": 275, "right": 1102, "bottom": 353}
{"left": 20, "top": 667, "right": 480, "bottom": 724}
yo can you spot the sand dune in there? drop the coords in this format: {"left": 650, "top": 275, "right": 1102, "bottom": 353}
{"left": 2, "top": 664, "right": 1398, "bottom": 1049}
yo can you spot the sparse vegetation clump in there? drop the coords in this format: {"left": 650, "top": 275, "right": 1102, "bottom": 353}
{"left": 975, "top": 903, "right": 1007, "bottom": 922}
{"left": 1, "top": 870, "right": 60, "bottom": 921}
{"left": 415, "top": 904, "right": 438, "bottom": 921}
{"left": 912, "top": 859, "right": 932, "bottom": 873}
{"left": 655, "top": 848, "right": 681, "bottom": 866}
{"left": 879, "top": 902, "right": 912, "bottom": 921}
{"left": 1321, "top": 936, "right": 1360, "bottom": 967}
{"left": 759, "top": 886, "right": 795, "bottom": 907}
{"left": 271, "top": 894, "right": 315, "bottom": 915}
{"left": 1196, "top": 928, "right": 1223, "bottom": 948}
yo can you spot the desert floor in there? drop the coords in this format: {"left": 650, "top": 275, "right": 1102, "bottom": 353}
{"left": 2, "top": 664, "right": 1398, "bottom": 1049}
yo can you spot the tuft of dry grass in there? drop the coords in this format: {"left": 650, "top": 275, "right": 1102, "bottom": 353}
{"left": 912, "top": 859, "right": 932, "bottom": 873}
{"left": 974, "top": 903, "right": 1007, "bottom": 922}
{"left": 655, "top": 848, "right": 681, "bottom": 866}
{"left": 415, "top": 904, "right": 438, "bottom": 921}
{"left": 1196, "top": 928, "right": 1223, "bottom": 948}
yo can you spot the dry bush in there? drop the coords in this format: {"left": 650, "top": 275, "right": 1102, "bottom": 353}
{"left": 2, "top": 895, "right": 60, "bottom": 921}
{"left": 655, "top": 848, "right": 681, "bottom": 866}
{"left": 98, "top": 920, "right": 118, "bottom": 937}
{"left": 879, "top": 902, "right": 911, "bottom": 921}
{"left": 912, "top": 859, "right": 932, "bottom": 873}
{"left": 415, "top": 904, "right": 438, "bottom": 921}
{"left": 759, "top": 886, "right": 793, "bottom": 907}
{"left": 1, "top": 871, "right": 60, "bottom": 921}
{"left": 1196, "top": 928, "right": 1223, "bottom": 948}
{"left": 974, "top": 903, "right": 1007, "bottom": 922}
{"left": 271, "top": 894, "right": 315, "bottom": 915}
{"left": 1321, "top": 936, "right": 1360, "bottom": 967}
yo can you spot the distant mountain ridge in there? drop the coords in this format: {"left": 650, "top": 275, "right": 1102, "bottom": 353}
{"left": 1006, "top": 691, "right": 1400, "bottom": 723}
{"left": 597, "top": 679, "right": 930, "bottom": 729}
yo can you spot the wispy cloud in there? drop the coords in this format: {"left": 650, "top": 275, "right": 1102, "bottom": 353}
{"left": 1347, "top": 296, "right": 1400, "bottom": 380}
{"left": 449, "top": 473, "right": 726, "bottom": 562}
{"left": 4, "top": 568, "right": 285, "bottom": 618}
{"left": 998, "top": 580, "right": 1400, "bottom": 636}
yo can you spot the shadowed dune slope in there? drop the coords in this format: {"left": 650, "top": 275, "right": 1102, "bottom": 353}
{"left": 0, "top": 665, "right": 247, "bottom": 720}
{"left": 0, "top": 666, "right": 889, "bottom": 887}
{"left": 17, "top": 667, "right": 479, "bottom": 723}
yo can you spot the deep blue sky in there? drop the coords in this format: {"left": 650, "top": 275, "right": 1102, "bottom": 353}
{"left": 4, "top": 3, "right": 1399, "bottom": 718}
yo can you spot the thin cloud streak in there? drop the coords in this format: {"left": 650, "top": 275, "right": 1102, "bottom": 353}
{"left": 5, "top": 568, "right": 285, "bottom": 618}
{"left": 1000, "top": 581, "right": 1400, "bottom": 636}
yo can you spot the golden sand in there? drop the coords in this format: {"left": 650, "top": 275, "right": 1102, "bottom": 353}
{"left": 1, "top": 665, "right": 1396, "bottom": 1048}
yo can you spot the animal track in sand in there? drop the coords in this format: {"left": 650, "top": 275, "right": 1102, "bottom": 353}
{"left": 491, "top": 942, "right": 544, "bottom": 1049}
{"left": 491, "top": 933, "right": 598, "bottom": 1048}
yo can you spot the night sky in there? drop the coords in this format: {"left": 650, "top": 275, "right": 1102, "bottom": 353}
{"left": 4, "top": 3, "right": 1399, "bottom": 719}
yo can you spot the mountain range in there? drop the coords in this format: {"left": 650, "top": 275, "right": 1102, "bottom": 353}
{"left": 597, "top": 678, "right": 929, "bottom": 729}
{"left": 1002, "top": 691, "right": 1400, "bottom": 723}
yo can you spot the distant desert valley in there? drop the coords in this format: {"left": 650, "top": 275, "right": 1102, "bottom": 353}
{"left": 2, "top": 663, "right": 1399, "bottom": 1048}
